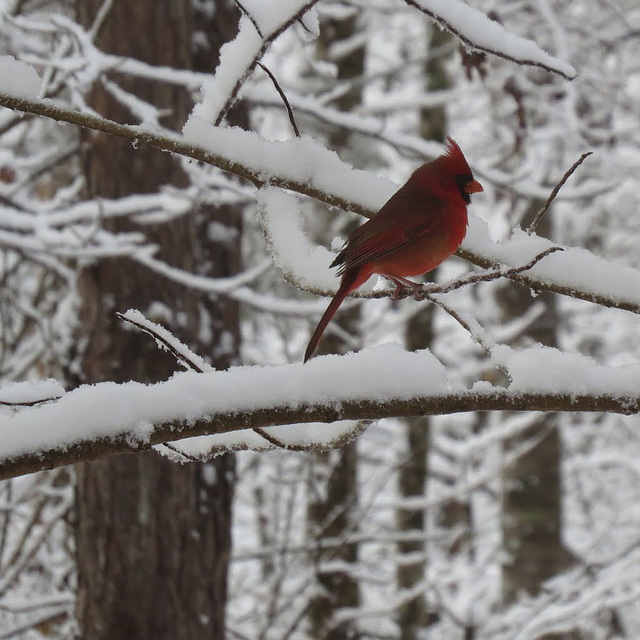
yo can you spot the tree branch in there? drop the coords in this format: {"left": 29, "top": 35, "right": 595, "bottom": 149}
{"left": 256, "top": 61, "right": 300, "bottom": 137}
{"left": 1, "top": 388, "right": 639, "bottom": 481}
{"left": 0, "top": 93, "right": 636, "bottom": 315}
{"left": 455, "top": 245, "right": 640, "bottom": 314}
{"left": 404, "top": 0, "right": 576, "bottom": 79}
{"left": 527, "top": 152, "right": 593, "bottom": 233}
{"left": 233, "top": 0, "right": 264, "bottom": 39}
{"left": 391, "top": 247, "right": 564, "bottom": 300}
{"left": 0, "top": 92, "right": 355, "bottom": 212}
{"left": 214, "top": 0, "right": 320, "bottom": 125}
{"left": 117, "top": 309, "right": 299, "bottom": 451}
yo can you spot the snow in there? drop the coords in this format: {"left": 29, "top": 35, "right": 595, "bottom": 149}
{"left": 464, "top": 221, "right": 640, "bottom": 310}
{"left": 260, "top": 420, "right": 363, "bottom": 446}
{"left": 169, "top": 420, "right": 365, "bottom": 456}
{"left": 238, "top": 0, "right": 317, "bottom": 36}
{"left": 0, "top": 56, "right": 42, "bottom": 99}
{"left": 187, "top": 0, "right": 317, "bottom": 125}
{"left": 133, "top": 247, "right": 271, "bottom": 296}
{"left": 257, "top": 186, "right": 360, "bottom": 294}
{"left": 119, "top": 309, "right": 212, "bottom": 373}
{"left": 2, "top": 338, "right": 640, "bottom": 464}
{"left": 0, "top": 379, "right": 64, "bottom": 405}
{"left": 494, "top": 344, "right": 640, "bottom": 396}
{"left": 0, "top": 345, "right": 451, "bottom": 462}
{"left": 182, "top": 115, "right": 395, "bottom": 211}
{"left": 409, "top": 0, "right": 577, "bottom": 79}
{"left": 190, "top": 15, "right": 263, "bottom": 125}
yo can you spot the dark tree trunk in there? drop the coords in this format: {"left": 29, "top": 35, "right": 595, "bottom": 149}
{"left": 307, "top": 446, "right": 360, "bottom": 640}
{"left": 73, "top": 2, "right": 243, "bottom": 638}
{"left": 306, "top": 13, "right": 365, "bottom": 640}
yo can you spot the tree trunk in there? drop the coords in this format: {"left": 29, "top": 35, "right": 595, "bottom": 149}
{"left": 499, "top": 209, "right": 575, "bottom": 638}
{"left": 306, "top": 13, "right": 365, "bottom": 639}
{"left": 307, "top": 446, "right": 360, "bottom": 640}
{"left": 73, "top": 2, "right": 242, "bottom": 638}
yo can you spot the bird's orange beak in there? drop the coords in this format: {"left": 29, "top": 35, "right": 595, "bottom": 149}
{"left": 465, "top": 179, "right": 483, "bottom": 194}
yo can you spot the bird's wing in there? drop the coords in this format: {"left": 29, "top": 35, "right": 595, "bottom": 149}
{"left": 335, "top": 220, "right": 438, "bottom": 273}
{"left": 332, "top": 185, "right": 444, "bottom": 273}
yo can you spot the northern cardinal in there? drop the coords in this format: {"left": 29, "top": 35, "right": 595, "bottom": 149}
{"left": 304, "top": 137, "right": 482, "bottom": 362}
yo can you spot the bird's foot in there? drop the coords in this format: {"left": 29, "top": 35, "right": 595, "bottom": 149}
{"left": 411, "top": 284, "right": 428, "bottom": 301}
{"left": 391, "top": 285, "right": 410, "bottom": 300}
{"left": 388, "top": 278, "right": 425, "bottom": 301}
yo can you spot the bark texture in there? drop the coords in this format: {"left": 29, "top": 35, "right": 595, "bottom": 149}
{"left": 73, "top": 2, "right": 242, "bottom": 638}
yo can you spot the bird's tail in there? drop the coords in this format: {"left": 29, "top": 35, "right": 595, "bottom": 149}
{"left": 304, "top": 269, "right": 360, "bottom": 363}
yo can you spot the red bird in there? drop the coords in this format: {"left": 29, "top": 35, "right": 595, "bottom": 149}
{"left": 304, "top": 137, "right": 482, "bottom": 362}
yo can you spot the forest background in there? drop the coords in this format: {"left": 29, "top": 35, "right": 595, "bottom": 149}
{"left": 0, "top": 0, "right": 638, "bottom": 639}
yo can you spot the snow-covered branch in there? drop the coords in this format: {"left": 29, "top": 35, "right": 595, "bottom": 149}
{"left": 2, "top": 89, "right": 636, "bottom": 318}
{"left": 404, "top": 0, "right": 576, "bottom": 79}
{"left": 1, "top": 90, "right": 638, "bottom": 321}
{"left": 1, "top": 345, "right": 640, "bottom": 480}
{"left": 189, "top": 0, "right": 321, "bottom": 126}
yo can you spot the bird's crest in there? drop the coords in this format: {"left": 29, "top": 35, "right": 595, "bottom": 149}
{"left": 442, "top": 136, "right": 473, "bottom": 176}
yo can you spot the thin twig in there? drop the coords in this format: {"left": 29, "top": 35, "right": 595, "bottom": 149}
{"left": 159, "top": 442, "right": 201, "bottom": 463}
{"left": 528, "top": 152, "right": 593, "bottom": 234}
{"left": 215, "top": 0, "right": 320, "bottom": 125}
{"left": 423, "top": 294, "right": 511, "bottom": 378}
{"left": 425, "top": 295, "right": 493, "bottom": 354}
{"left": 117, "top": 311, "right": 219, "bottom": 458}
{"left": 297, "top": 17, "right": 313, "bottom": 34}
{"left": 256, "top": 61, "right": 300, "bottom": 137}
{"left": 0, "top": 395, "right": 64, "bottom": 408}
{"left": 116, "top": 310, "right": 295, "bottom": 451}
{"left": 234, "top": 0, "right": 264, "bottom": 38}
{"left": 89, "top": 0, "right": 114, "bottom": 41}
{"left": 252, "top": 427, "right": 296, "bottom": 450}
{"left": 381, "top": 246, "right": 564, "bottom": 301}
{"left": 421, "top": 246, "right": 564, "bottom": 297}
{"left": 252, "top": 421, "right": 371, "bottom": 452}
{"left": 116, "top": 311, "right": 206, "bottom": 373}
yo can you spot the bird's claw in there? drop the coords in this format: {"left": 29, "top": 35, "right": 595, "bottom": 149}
{"left": 392, "top": 285, "right": 409, "bottom": 300}
{"left": 412, "top": 287, "right": 427, "bottom": 301}
{"left": 391, "top": 283, "right": 426, "bottom": 300}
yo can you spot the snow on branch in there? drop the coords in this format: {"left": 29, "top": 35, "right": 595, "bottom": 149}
{"left": 460, "top": 223, "right": 640, "bottom": 315}
{"left": 116, "top": 308, "right": 361, "bottom": 454}
{"left": 405, "top": 0, "right": 577, "bottom": 79}
{"left": 246, "top": 84, "right": 604, "bottom": 202}
{"left": 0, "top": 55, "right": 42, "bottom": 99}
{"left": 257, "top": 185, "right": 640, "bottom": 316}
{"left": 0, "top": 92, "right": 638, "bottom": 316}
{"left": 187, "top": 0, "right": 320, "bottom": 127}
{"left": 1, "top": 345, "right": 640, "bottom": 480}
{"left": 0, "top": 379, "right": 64, "bottom": 407}
{"left": 257, "top": 187, "right": 348, "bottom": 296}
{"left": 132, "top": 249, "right": 271, "bottom": 296}
{"left": 117, "top": 309, "right": 212, "bottom": 374}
